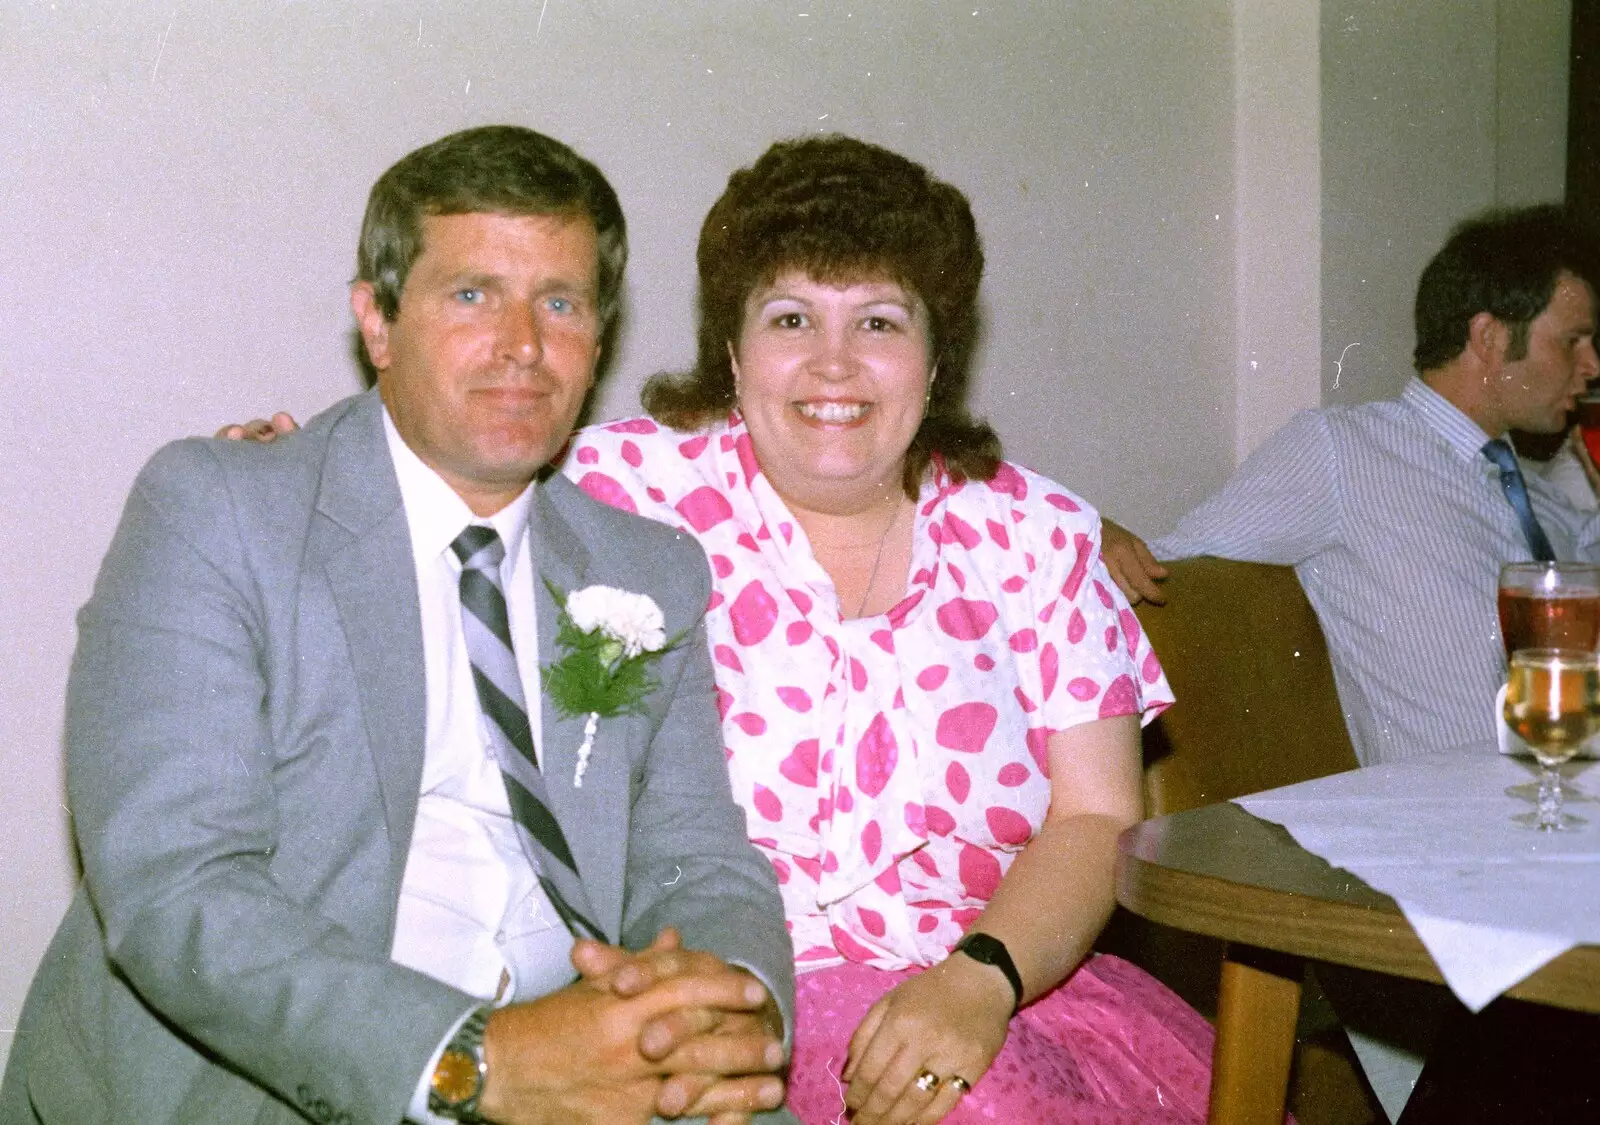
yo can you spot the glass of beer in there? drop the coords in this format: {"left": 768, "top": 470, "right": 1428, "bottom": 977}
{"left": 1504, "top": 648, "right": 1600, "bottom": 830}
{"left": 1498, "top": 562, "right": 1600, "bottom": 656}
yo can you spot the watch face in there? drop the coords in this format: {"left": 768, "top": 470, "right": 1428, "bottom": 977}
{"left": 432, "top": 1047, "right": 481, "bottom": 1104}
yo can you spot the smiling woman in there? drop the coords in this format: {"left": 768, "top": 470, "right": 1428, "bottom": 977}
{"left": 730, "top": 272, "right": 933, "bottom": 525}
{"left": 646, "top": 135, "right": 998, "bottom": 501}
{"left": 563, "top": 136, "right": 1216, "bottom": 1125}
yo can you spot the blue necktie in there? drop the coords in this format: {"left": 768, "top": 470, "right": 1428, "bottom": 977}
{"left": 1482, "top": 439, "right": 1556, "bottom": 562}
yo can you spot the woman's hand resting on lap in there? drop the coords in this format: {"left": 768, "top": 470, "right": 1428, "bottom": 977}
{"left": 841, "top": 951, "right": 1014, "bottom": 1125}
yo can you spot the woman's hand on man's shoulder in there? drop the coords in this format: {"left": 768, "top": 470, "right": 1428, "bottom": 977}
{"left": 216, "top": 412, "right": 298, "bottom": 443}
{"left": 1099, "top": 519, "right": 1168, "bottom": 606}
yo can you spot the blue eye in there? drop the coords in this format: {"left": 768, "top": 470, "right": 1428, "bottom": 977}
{"left": 548, "top": 297, "right": 572, "bottom": 314}
{"left": 456, "top": 288, "right": 483, "bottom": 304}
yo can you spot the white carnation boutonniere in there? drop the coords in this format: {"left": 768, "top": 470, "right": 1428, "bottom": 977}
{"left": 543, "top": 582, "right": 679, "bottom": 787}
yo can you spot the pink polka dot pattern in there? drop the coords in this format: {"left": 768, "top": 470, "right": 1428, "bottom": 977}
{"left": 778, "top": 739, "right": 819, "bottom": 786}
{"left": 996, "top": 762, "right": 1030, "bottom": 787}
{"left": 986, "top": 805, "right": 1033, "bottom": 845}
{"left": 935, "top": 701, "right": 998, "bottom": 755}
{"left": 572, "top": 471, "right": 637, "bottom": 515}
{"left": 729, "top": 580, "right": 780, "bottom": 645}
{"left": 946, "top": 762, "right": 971, "bottom": 803}
{"left": 674, "top": 485, "right": 734, "bottom": 532}
{"left": 854, "top": 713, "right": 899, "bottom": 798}
{"left": 562, "top": 413, "right": 1172, "bottom": 970}
{"left": 776, "top": 686, "right": 813, "bottom": 712}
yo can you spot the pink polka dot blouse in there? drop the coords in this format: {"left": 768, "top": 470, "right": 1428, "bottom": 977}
{"left": 564, "top": 413, "right": 1173, "bottom": 971}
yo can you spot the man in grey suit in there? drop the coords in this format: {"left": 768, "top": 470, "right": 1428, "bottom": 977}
{"left": 2, "top": 126, "right": 794, "bottom": 1125}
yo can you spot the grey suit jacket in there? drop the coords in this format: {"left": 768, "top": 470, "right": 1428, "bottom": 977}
{"left": 2, "top": 390, "right": 793, "bottom": 1125}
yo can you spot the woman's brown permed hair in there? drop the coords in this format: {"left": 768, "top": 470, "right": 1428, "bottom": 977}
{"left": 643, "top": 134, "right": 1001, "bottom": 496}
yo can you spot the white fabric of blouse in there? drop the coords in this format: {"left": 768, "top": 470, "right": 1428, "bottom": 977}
{"left": 563, "top": 414, "right": 1172, "bottom": 970}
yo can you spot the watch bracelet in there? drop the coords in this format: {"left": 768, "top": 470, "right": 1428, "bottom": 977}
{"left": 428, "top": 1004, "right": 492, "bottom": 1123}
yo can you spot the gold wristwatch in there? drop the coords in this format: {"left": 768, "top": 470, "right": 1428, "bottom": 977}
{"left": 428, "top": 1005, "right": 491, "bottom": 1122}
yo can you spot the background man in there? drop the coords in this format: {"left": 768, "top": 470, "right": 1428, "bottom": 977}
{"left": 1, "top": 126, "right": 793, "bottom": 1125}
{"left": 1105, "top": 205, "right": 1600, "bottom": 769}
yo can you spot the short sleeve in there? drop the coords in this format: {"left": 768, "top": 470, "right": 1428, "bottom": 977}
{"left": 1022, "top": 488, "right": 1174, "bottom": 733}
{"left": 560, "top": 420, "right": 665, "bottom": 516}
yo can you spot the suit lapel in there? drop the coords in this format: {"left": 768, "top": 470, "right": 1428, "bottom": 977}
{"left": 307, "top": 407, "right": 625, "bottom": 940}
{"left": 311, "top": 391, "right": 428, "bottom": 877}
{"left": 531, "top": 479, "right": 626, "bottom": 941}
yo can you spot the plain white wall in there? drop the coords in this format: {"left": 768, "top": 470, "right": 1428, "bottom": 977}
{"left": 1, "top": 1, "right": 1240, "bottom": 1074}
{"left": 1234, "top": 0, "right": 1322, "bottom": 462}
{"left": 1320, "top": 0, "right": 1571, "bottom": 408}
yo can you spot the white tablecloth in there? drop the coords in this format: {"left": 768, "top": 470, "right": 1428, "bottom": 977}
{"left": 1235, "top": 748, "right": 1600, "bottom": 1011}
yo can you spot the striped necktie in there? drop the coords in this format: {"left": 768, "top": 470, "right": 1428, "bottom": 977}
{"left": 1482, "top": 440, "right": 1556, "bottom": 563}
{"left": 452, "top": 525, "right": 601, "bottom": 940}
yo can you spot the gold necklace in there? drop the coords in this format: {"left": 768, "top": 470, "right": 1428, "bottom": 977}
{"left": 852, "top": 499, "right": 905, "bottom": 619}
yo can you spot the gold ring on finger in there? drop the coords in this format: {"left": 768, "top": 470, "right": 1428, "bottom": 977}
{"left": 947, "top": 1075, "right": 972, "bottom": 1096}
{"left": 913, "top": 1069, "right": 942, "bottom": 1094}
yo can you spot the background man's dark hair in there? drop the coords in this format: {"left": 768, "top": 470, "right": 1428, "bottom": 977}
{"left": 1413, "top": 204, "right": 1596, "bottom": 373}
{"left": 356, "top": 124, "right": 627, "bottom": 330}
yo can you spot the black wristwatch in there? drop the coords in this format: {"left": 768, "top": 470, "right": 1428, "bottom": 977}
{"left": 428, "top": 1005, "right": 492, "bottom": 1122}
{"left": 952, "top": 931, "right": 1024, "bottom": 1015}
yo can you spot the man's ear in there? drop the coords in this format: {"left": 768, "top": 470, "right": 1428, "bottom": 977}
{"left": 1468, "top": 310, "right": 1509, "bottom": 368}
{"left": 350, "top": 282, "right": 393, "bottom": 372}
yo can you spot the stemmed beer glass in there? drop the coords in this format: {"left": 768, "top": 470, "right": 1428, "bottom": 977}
{"left": 1498, "top": 562, "right": 1600, "bottom": 800}
{"left": 1498, "top": 562, "right": 1600, "bottom": 654}
{"left": 1502, "top": 648, "right": 1600, "bottom": 831}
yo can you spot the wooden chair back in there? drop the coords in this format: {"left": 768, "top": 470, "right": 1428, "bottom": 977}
{"left": 1134, "top": 556, "right": 1359, "bottom": 815}
{"left": 1105, "top": 557, "right": 1382, "bottom": 1123}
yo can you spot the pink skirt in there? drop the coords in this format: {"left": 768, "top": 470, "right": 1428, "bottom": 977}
{"left": 786, "top": 953, "right": 1214, "bottom": 1124}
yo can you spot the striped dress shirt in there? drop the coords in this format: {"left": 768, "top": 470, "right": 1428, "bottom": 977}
{"left": 1153, "top": 377, "right": 1600, "bottom": 766}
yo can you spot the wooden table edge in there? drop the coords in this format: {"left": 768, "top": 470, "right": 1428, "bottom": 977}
{"left": 1116, "top": 837, "right": 1600, "bottom": 1015}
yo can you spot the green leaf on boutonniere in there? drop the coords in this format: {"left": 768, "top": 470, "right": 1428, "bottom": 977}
{"left": 542, "top": 580, "right": 682, "bottom": 721}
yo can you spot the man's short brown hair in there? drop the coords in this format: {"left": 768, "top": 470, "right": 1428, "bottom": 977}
{"left": 356, "top": 125, "right": 626, "bottom": 329}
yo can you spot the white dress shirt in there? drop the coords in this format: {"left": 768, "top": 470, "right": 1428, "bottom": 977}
{"left": 1522, "top": 440, "right": 1600, "bottom": 514}
{"left": 383, "top": 411, "right": 576, "bottom": 1121}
